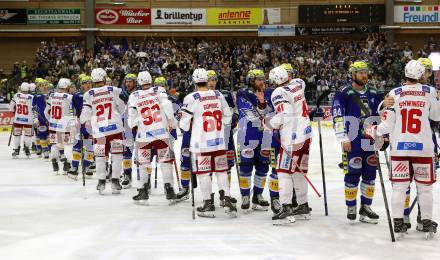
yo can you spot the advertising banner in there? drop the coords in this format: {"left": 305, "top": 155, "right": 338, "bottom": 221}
{"left": 394, "top": 5, "right": 439, "bottom": 23}
{"left": 207, "top": 8, "right": 262, "bottom": 26}
{"left": 0, "top": 9, "right": 27, "bottom": 24}
{"left": 295, "top": 25, "right": 379, "bottom": 36}
{"left": 27, "top": 9, "right": 80, "bottom": 24}
{"left": 258, "top": 24, "right": 295, "bottom": 37}
{"left": 95, "top": 8, "right": 151, "bottom": 25}
{"left": 152, "top": 8, "right": 206, "bottom": 25}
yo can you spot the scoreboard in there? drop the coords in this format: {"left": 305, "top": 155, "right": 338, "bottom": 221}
{"left": 299, "top": 4, "right": 385, "bottom": 24}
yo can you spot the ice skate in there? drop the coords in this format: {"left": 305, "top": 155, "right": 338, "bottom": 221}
{"left": 271, "top": 196, "right": 282, "bottom": 215}
{"left": 421, "top": 219, "right": 437, "bottom": 240}
{"left": 293, "top": 203, "right": 311, "bottom": 220}
{"left": 241, "top": 195, "right": 251, "bottom": 213}
{"left": 404, "top": 215, "right": 411, "bottom": 230}
{"left": 273, "top": 204, "right": 296, "bottom": 226}
{"left": 23, "top": 146, "right": 31, "bottom": 158}
{"left": 12, "top": 148, "right": 20, "bottom": 159}
{"left": 43, "top": 151, "right": 49, "bottom": 160}
{"left": 347, "top": 206, "right": 357, "bottom": 222}
{"left": 85, "top": 168, "right": 93, "bottom": 178}
{"left": 133, "top": 183, "right": 149, "bottom": 205}
{"left": 251, "top": 193, "right": 269, "bottom": 211}
{"left": 394, "top": 218, "right": 407, "bottom": 240}
{"left": 111, "top": 178, "right": 122, "bottom": 194}
{"left": 97, "top": 179, "right": 106, "bottom": 195}
{"left": 224, "top": 196, "right": 238, "bottom": 218}
{"left": 120, "top": 173, "right": 131, "bottom": 189}
{"left": 219, "top": 190, "right": 237, "bottom": 207}
{"left": 52, "top": 159, "right": 59, "bottom": 174}
{"left": 67, "top": 166, "right": 78, "bottom": 180}
{"left": 359, "top": 204, "right": 379, "bottom": 224}
{"left": 62, "top": 161, "right": 70, "bottom": 175}
{"left": 197, "top": 199, "right": 215, "bottom": 218}
{"left": 175, "top": 186, "right": 190, "bottom": 202}
{"left": 165, "top": 183, "right": 177, "bottom": 205}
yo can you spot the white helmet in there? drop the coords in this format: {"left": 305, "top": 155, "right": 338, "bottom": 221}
{"left": 20, "top": 82, "right": 30, "bottom": 92}
{"left": 405, "top": 60, "right": 425, "bottom": 80}
{"left": 137, "top": 71, "right": 152, "bottom": 86}
{"left": 192, "top": 68, "right": 208, "bottom": 84}
{"left": 91, "top": 68, "right": 107, "bottom": 83}
{"left": 269, "top": 66, "right": 289, "bottom": 86}
{"left": 57, "top": 78, "right": 71, "bottom": 89}
{"left": 29, "top": 83, "right": 36, "bottom": 92}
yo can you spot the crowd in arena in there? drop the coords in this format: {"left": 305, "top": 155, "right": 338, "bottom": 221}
{"left": 1, "top": 33, "right": 438, "bottom": 104}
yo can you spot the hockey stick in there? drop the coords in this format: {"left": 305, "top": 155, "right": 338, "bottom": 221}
{"left": 7, "top": 125, "right": 13, "bottom": 146}
{"left": 154, "top": 155, "right": 158, "bottom": 189}
{"left": 314, "top": 89, "right": 331, "bottom": 216}
{"left": 173, "top": 159, "right": 181, "bottom": 191}
{"left": 376, "top": 150, "right": 396, "bottom": 242}
{"left": 80, "top": 132, "right": 87, "bottom": 199}
{"left": 408, "top": 196, "right": 418, "bottom": 214}
{"left": 317, "top": 116, "right": 328, "bottom": 214}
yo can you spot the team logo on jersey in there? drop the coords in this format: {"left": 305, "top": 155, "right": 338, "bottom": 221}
{"left": 215, "top": 155, "right": 228, "bottom": 171}
{"left": 414, "top": 164, "right": 431, "bottom": 182}
{"left": 349, "top": 157, "right": 362, "bottom": 169}
{"left": 422, "top": 86, "right": 430, "bottom": 93}
{"left": 397, "top": 142, "right": 423, "bottom": 151}
{"left": 241, "top": 149, "right": 254, "bottom": 158}
{"left": 394, "top": 88, "right": 402, "bottom": 95}
{"left": 367, "top": 154, "right": 378, "bottom": 166}
{"left": 260, "top": 150, "right": 270, "bottom": 158}
{"left": 391, "top": 161, "right": 410, "bottom": 180}
{"left": 197, "top": 156, "right": 211, "bottom": 172}
{"left": 182, "top": 148, "right": 190, "bottom": 157}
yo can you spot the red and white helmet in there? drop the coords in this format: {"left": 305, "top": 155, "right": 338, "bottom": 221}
{"left": 405, "top": 60, "right": 425, "bottom": 80}
{"left": 269, "top": 66, "right": 289, "bottom": 86}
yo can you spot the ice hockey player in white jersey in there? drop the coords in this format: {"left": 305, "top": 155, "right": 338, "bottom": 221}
{"left": 128, "top": 71, "right": 178, "bottom": 204}
{"left": 374, "top": 60, "right": 440, "bottom": 239}
{"left": 44, "top": 78, "right": 74, "bottom": 173}
{"left": 80, "top": 68, "right": 126, "bottom": 194}
{"left": 179, "top": 68, "right": 236, "bottom": 218}
{"left": 10, "top": 82, "right": 34, "bottom": 158}
{"left": 265, "top": 66, "right": 312, "bottom": 225}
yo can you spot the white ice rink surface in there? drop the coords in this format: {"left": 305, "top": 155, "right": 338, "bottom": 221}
{"left": 0, "top": 127, "right": 439, "bottom": 260}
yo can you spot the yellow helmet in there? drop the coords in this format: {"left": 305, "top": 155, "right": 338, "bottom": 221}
{"left": 78, "top": 73, "right": 87, "bottom": 80}
{"left": 125, "top": 73, "right": 137, "bottom": 81}
{"left": 280, "top": 63, "right": 294, "bottom": 74}
{"left": 35, "top": 78, "right": 45, "bottom": 85}
{"left": 418, "top": 58, "right": 433, "bottom": 70}
{"left": 349, "top": 61, "right": 369, "bottom": 73}
{"left": 154, "top": 76, "right": 167, "bottom": 86}
{"left": 247, "top": 69, "right": 265, "bottom": 80}
{"left": 207, "top": 70, "right": 217, "bottom": 80}
{"left": 80, "top": 76, "right": 92, "bottom": 84}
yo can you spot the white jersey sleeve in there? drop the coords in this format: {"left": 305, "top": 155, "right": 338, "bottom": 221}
{"left": 158, "top": 91, "right": 176, "bottom": 129}
{"left": 179, "top": 94, "right": 195, "bottom": 132}
{"left": 127, "top": 92, "right": 139, "bottom": 129}
{"left": 219, "top": 92, "right": 233, "bottom": 126}
{"left": 80, "top": 91, "right": 92, "bottom": 124}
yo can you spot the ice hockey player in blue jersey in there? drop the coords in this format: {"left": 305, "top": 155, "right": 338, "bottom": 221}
{"left": 32, "top": 78, "right": 50, "bottom": 159}
{"left": 119, "top": 73, "right": 138, "bottom": 188}
{"left": 331, "top": 61, "right": 382, "bottom": 224}
{"left": 236, "top": 69, "right": 274, "bottom": 211}
{"left": 68, "top": 75, "right": 95, "bottom": 180}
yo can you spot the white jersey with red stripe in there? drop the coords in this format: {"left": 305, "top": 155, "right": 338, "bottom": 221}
{"left": 269, "top": 78, "right": 312, "bottom": 149}
{"left": 45, "top": 92, "right": 73, "bottom": 132}
{"left": 377, "top": 83, "right": 440, "bottom": 157}
{"left": 179, "top": 89, "right": 232, "bottom": 153}
{"left": 127, "top": 87, "right": 176, "bottom": 143}
{"left": 10, "top": 92, "right": 34, "bottom": 125}
{"left": 80, "top": 85, "right": 125, "bottom": 138}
